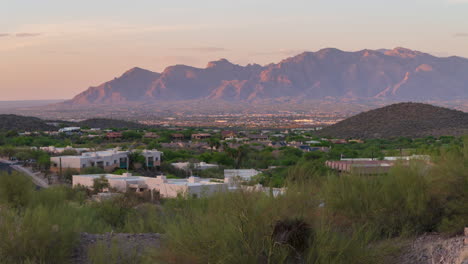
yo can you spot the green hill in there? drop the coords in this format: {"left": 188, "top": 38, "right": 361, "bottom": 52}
{"left": 0, "top": 115, "right": 56, "bottom": 131}
{"left": 320, "top": 102, "right": 468, "bottom": 139}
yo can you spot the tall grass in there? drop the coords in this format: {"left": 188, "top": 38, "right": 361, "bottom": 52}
{"left": 150, "top": 187, "right": 379, "bottom": 264}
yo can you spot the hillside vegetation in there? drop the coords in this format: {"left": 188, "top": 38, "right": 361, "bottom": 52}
{"left": 77, "top": 118, "right": 148, "bottom": 129}
{"left": 0, "top": 137, "right": 467, "bottom": 263}
{"left": 0, "top": 115, "right": 148, "bottom": 132}
{"left": 0, "top": 115, "right": 56, "bottom": 131}
{"left": 320, "top": 102, "right": 468, "bottom": 139}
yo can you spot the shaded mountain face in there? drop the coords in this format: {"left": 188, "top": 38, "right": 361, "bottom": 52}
{"left": 67, "top": 48, "right": 468, "bottom": 104}
{"left": 319, "top": 102, "right": 468, "bottom": 139}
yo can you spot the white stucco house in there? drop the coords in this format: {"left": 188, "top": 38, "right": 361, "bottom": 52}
{"left": 51, "top": 149, "right": 162, "bottom": 173}
{"left": 72, "top": 173, "right": 227, "bottom": 198}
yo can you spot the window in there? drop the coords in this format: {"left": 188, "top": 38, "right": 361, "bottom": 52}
{"left": 106, "top": 162, "right": 109, "bottom": 166}
{"left": 82, "top": 164, "right": 86, "bottom": 168}
{"left": 114, "top": 160, "right": 117, "bottom": 164}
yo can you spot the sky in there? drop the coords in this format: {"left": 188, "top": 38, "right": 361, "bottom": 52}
{"left": 1, "top": 0, "right": 468, "bottom": 100}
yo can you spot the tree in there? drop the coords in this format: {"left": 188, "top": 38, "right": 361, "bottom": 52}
{"left": 62, "top": 168, "right": 79, "bottom": 183}
{"left": 122, "top": 131, "right": 143, "bottom": 140}
{"left": 0, "top": 146, "right": 16, "bottom": 159}
{"left": 129, "top": 151, "right": 146, "bottom": 169}
{"left": 37, "top": 154, "right": 51, "bottom": 171}
{"left": 92, "top": 175, "right": 110, "bottom": 193}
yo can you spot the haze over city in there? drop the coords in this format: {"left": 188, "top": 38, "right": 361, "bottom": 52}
{"left": 2, "top": 0, "right": 468, "bottom": 100}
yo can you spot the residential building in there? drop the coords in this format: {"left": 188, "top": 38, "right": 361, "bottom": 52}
{"left": 139, "top": 149, "right": 163, "bottom": 168}
{"left": 191, "top": 133, "right": 211, "bottom": 140}
{"left": 39, "top": 146, "right": 90, "bottom": 154}
{"left": 51, "top": 149, "right": 129, "bottom": 173}
{"left": 172, "top": 162, "right": 219, "bottom": 171}
{"left": 106, "top": 132, "right": 123, "bottom": 139}
{"left": 247, "top": 134, "right": 269, "bottom": 141}
{"left": 325, "top": 160, "right": 396, "bottom": 175}
{"left": 171, "top": 133, "right": 185, "bottom": 141}
{"left": 221, "top": 130, "right": 236, "bottom": 139}
{"left": 59, "top": 127, "right": 81, "bottom": 133}
{"left": 51, "top": 149, "right": 162, "bottom": 173}
{"left": 72, "top": 173, "right": 227, "bottom": 198}
{"left": 224, "top": 169, "right": 261, "bottom": 181}
{"left": 144, "top": 132, "right": 159, "bottom": 139}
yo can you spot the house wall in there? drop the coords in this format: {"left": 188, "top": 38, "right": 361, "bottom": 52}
{"left": 72, "top": 175, "right": 97, "bottom": 188}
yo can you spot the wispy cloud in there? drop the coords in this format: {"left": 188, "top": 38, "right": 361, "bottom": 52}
{"left": 454, "top": 33, "right": 468, "bottom": 37}
{"left": 15, "top": 20, "right": 214, "bottom": 38}
{"left": 15, "top": 33, "right": 42, "bottom": 37}
{"left": 0, "top": 33, "right": 10, "bottom": 37}
{"left": 174, "top": 47, "right": 227, "bottom": 53}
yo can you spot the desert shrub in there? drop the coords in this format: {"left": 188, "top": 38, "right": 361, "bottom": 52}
{"left": 29, "top": 185, "right": 88, "bottom": 208}
{"left": 428, "top": 138, "right": 468, "bottom": 235}
{"left": 0, "top": 171, "right": 34, "bottom": 209}
{"left": 92, "top": 175, "right": 110, "bottom": 193}
{"left": 122, "top": 203, "right": 163, "bottom": 233}
{"left": 81, "top": 166, "right": 106, "bottom": 175}
{"left": 151, "top": 187, "right": 377, "bottom": 264}
{"left": 62, "top": 168, "right": 79, "bottom": 182}
{"left": 322, "top": 163, "right": 435, "bottom": 237}
{"left": 0, "top": 204, "right": 109, "bottom": 264}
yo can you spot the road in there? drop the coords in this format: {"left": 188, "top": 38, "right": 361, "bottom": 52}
{"left": 0, "top": 161, "right": 12, "bottom": 174}
{"left": 0, "top": 159, "right": 49, "bottom": 188}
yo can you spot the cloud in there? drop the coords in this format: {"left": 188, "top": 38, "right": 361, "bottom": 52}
{"left": 0, "top": 33, "right": 10, "bottom": 37}
{"left": 15, "top": 33, "right": 42, "bottom": 37}
{"left": 174, "top": 47, "right": 227, "bottom": 53}
{"left": 454, "top": 33, "right": 468, "bottom": 37}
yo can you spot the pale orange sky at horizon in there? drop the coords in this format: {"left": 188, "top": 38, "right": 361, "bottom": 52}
{"left": 1, "top": 0, "right": 468, "bottom": 100}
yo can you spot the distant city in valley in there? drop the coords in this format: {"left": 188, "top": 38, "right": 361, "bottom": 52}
{"left": 2, "top": 47, "right": 468, "bottom": 128}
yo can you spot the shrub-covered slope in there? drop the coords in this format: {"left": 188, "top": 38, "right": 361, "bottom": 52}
{"left": 320, "top": 102, "right": 468, "bottom": 138}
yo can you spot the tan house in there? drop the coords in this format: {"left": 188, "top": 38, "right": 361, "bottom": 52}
{"left": 72, "top": 173, "right": 227, "bottom": 198}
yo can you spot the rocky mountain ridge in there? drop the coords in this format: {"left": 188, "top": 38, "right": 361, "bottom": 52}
{"left": 67, "top": 47, "right": 468, "bottom": 104}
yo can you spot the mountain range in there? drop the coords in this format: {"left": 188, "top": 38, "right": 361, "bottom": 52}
{"left": 66, "top": 47, "right": 468, "bottom": 105}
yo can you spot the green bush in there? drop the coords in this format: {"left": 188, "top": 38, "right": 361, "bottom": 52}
{"left": 0, "top": 171, "right": 34, "bottom": 209}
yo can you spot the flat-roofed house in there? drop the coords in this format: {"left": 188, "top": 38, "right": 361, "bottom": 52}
{"left": 50, "top": 149, "right": 163, "bottom": 173}
{"left": 325, "top": 160, "right": 396, "bottom": 175}
{"left": 224, "top": 169, "right": 261, "bottom": 181}
{"left": 72, "top": 173, "right": 227, "bottom": 198}
{"left": 50, "top": 150, "right": 129, "bottom": 172}
{"left": 51, "top": 149, "right": 130, "bottom": 173}
{"left": 139, "top": 149, "right": 163, "bottom": 168}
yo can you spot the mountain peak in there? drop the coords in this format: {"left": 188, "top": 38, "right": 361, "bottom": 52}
{"left": 206, "top": 58, "right": 235, "bottom": 69}
{"left": 384, "top": 47, "right": 426, "bottom": 58}
{"left": 121, "top": 67, "right": 156, "bottom": 77}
